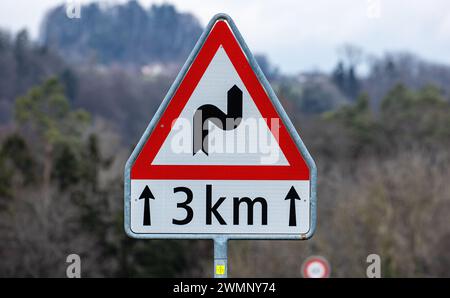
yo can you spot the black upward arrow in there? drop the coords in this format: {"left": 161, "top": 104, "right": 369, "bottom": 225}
{"left": 285, "top": 186, "right": 301, "bottom": 226}
{"left": 139, "top": 186, "right": 155, "bottom": 226}
{"left": 193, "top": 85, "right": 243, "bottom": 155}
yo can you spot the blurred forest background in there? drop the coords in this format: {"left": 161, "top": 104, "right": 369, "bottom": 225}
{"left": 1, "top": 1, "right": 450, "bottom": 277}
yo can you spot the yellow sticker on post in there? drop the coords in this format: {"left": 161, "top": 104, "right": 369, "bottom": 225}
{"left": 215, "top": 265, "right": 225, "bottom": 275}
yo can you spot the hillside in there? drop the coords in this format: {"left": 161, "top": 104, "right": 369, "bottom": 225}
{"left": 40, "top": 1, "right": 203, "bottom": 66}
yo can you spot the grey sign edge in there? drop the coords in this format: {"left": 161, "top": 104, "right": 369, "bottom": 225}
{"left": 123, "top": 13, "right": 318, "bottom": 241}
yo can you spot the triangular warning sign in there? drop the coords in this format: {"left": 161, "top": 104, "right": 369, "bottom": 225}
{"left": 130, "top": 15, "right": 311, "bottom": 181}
{"left": 125, "top": 14, "right": 317, "bottom": 241}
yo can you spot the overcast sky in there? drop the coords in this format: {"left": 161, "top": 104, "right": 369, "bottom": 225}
{"left": 0, "top": 0, "right": 449, "bottom": 74}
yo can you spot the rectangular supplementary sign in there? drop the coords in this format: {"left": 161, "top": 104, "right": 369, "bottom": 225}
{"left": 130, "top": 180, "right": 310, "bottom": 235}
{"left": 124, "top": 14, "right": 317, "bottom": 240}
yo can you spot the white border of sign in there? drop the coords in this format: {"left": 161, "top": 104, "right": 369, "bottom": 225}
{"left": 124, "top": 13, "right": 317, "bottom": 241}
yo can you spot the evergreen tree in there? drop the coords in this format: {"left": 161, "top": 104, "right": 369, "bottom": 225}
{"left": 15, "top": 77, "right": 90, "bottom": 193}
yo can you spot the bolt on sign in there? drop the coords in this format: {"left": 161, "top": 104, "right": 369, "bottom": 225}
{"left": 124, "top": 14, "right": 317, "bottom": 277}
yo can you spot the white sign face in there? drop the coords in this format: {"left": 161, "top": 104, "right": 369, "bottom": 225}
{"left": 124, "top": 15, "right": 317, "bottom": 240}
{"left": 130, "top": 181, "right": 310, "bottom": 235}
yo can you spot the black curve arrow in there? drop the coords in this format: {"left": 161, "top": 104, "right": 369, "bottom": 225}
{"left": 193, "top": 85, "right": 243, "bottom": 155}
{"left": 139, "top": 186, "right": 155, "bottom": 226}
{"left": 285, "top": 186, "right": 301, "bottom": 226}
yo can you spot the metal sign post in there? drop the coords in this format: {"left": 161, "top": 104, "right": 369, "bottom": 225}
{"left": 214, "top": 237, "right": 228, "bottom": 278}
{"left": 124, "top": 13, "right": 317, "bottom": 278}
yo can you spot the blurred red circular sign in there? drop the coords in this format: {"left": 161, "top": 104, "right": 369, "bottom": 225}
{"left": 302, "top": 256, "right": 330, "bottom": 278}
